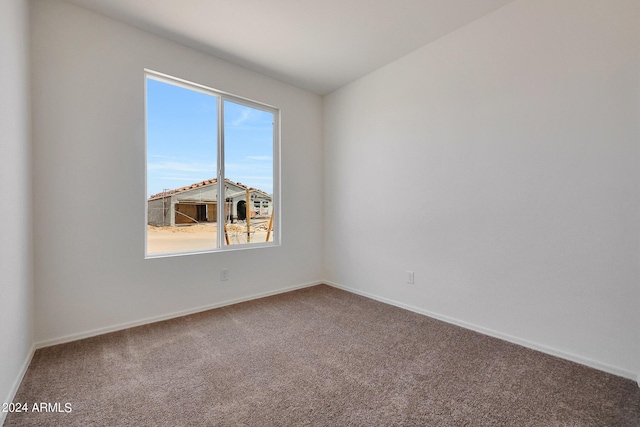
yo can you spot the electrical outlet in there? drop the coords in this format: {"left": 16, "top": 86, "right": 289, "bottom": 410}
{"left": 407, "top": 271, "right": 414, "bottom": 284}
{"left": 221, "top": 269, "right": 229, "bottom": 281}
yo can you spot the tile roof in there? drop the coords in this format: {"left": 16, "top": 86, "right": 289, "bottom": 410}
{"left": 148, "top": 178, "right": 270, "bottom": 201}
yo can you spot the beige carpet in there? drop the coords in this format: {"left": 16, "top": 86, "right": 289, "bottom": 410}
{"left": 5, "top": 285, "right": 640, "bottom": 426}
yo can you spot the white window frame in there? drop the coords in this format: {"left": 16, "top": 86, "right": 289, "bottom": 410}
{"left": 144, "top": 69, "right": 281, "bottom": 258}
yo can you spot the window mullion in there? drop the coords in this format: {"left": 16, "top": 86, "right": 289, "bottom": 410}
{"left": 217, "top": 95, "right": 225, "bottom": 248}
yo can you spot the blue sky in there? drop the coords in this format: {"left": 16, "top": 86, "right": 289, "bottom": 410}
{"left": 146, "top": 77, "right": 274, "bottom": 197}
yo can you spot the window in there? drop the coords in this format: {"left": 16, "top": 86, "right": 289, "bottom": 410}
{"left": 145, "top": 70, "right": 279, "bottom": 257}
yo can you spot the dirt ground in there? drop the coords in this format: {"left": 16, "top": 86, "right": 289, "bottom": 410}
{"left": 147, "top": 220, "right": 272, "bottom": 254}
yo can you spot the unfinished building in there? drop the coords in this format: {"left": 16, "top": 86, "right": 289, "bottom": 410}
{"left": 147, "top": 178, "right": 272, "bottom": 226}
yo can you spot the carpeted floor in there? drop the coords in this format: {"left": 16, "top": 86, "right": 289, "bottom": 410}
{"left": 5, "top": 284, "right": 640, "bottom": 426}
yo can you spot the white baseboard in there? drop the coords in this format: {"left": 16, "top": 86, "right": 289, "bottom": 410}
{"left": 1, "top": 343, "right": 35, "bottom": 427}
{"left": 325, "top": 280, "right": 637, "bottom": 382}
{"left": 36, "top": 280, "right": 322, "bottom": 349}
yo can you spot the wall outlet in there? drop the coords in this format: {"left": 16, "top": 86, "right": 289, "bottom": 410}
{"left": 221, "top": 269, "right": 229, "bottom": 281}
{"left": 406, "top": 271, "right": 414, "bottom": 284}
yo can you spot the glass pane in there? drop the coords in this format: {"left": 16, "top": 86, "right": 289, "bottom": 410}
{"left": 146, "top": 77, "right": 218, "bottom": 255}
{"left": 223, "top": 100, "right": 274, "bottom": 246}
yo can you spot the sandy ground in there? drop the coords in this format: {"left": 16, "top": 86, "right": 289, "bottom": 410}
{"left": 147, "top": 220, "right": 272, "bottom": 254}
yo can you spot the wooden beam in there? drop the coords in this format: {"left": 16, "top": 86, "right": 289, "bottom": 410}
{"left": 246, "top": 188, "right": 251, "bottom": 243}
{"left": 223, "top": 222, "right": 230, "bottom": 245}
{"left": 266, "top": 211, "right": 274, "bottom": 242}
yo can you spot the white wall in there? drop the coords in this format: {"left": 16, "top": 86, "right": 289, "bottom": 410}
{"left": 324, "top": 0, "right": 640, "bottom": 379}
{"left": 0, "top": 0, "right": 34, "bottom": 417}
{"left": 31, "top": 0, "right": 323, "bottom": 344}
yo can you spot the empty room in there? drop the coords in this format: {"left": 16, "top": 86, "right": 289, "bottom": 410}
{"left": 2, "top": 0, "right": 639, "bottom": 425}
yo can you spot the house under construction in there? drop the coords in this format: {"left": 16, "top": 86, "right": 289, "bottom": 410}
{"left": 147, "top": 178, "right": 272, "bottom": 226}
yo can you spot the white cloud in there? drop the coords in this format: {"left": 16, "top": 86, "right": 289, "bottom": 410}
{"left": 147, "top": 161, "right": 214, "bottom": 173}
{"left": 231, "top": 108, "right": 251, "bottom": 126}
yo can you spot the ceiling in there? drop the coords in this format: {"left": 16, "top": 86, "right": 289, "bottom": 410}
{"left": 65, "top": 0, "right": 515, "bottom": 95}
